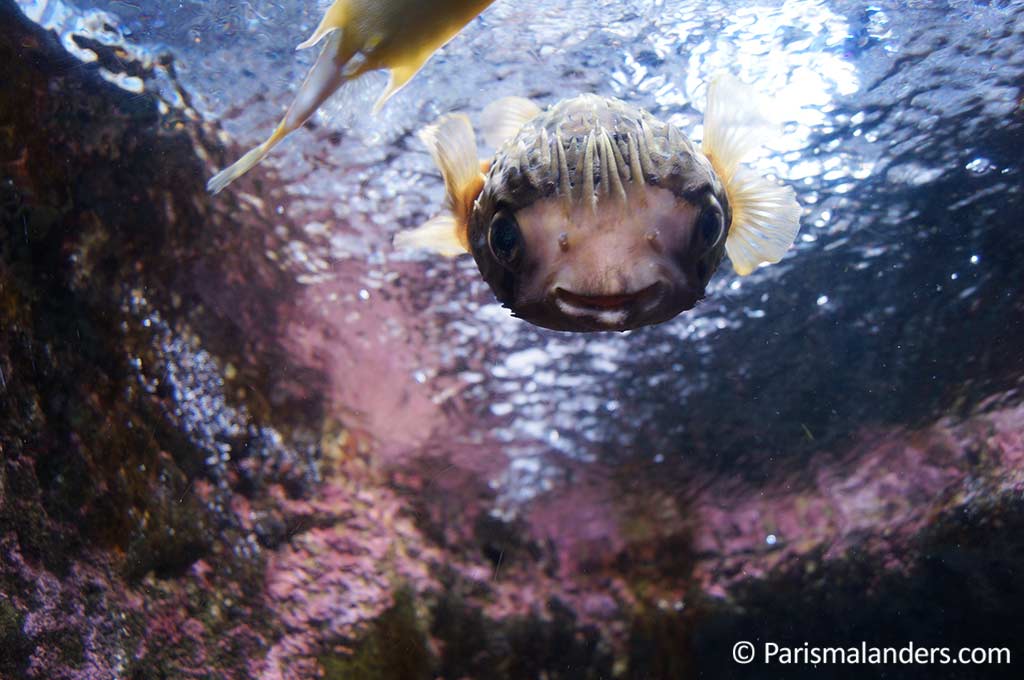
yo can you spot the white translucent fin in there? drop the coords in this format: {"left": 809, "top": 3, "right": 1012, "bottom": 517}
{"left": 701, "top": 73, "right": 774, "bottom": 185}
{"left": 393, "top": 215, "right": 467, "bottom": 257}
{"left": 207, "top": 129, "right": 283, "bottom": 194}
{"left": 208, "top": 31, "right": 348, "bottom": 195}
{"left": 296, "top": 1, "right": 346, "bottom": 50}
{"left": 319, "top": 70, "right": 384, "bottom": 127}
{"left": 282, "top": 30, "right": 350, "bottom": 132}
{"left": 296, "top": 25, "right": 335, "bottom": 51}
{"left": 419, "top": 113, "right": 482, "bottom": 219}
{"left": 725, "top": 167, "right": 802, "bottom": 276}
{"left": 480, "top": 96, "right": 542, "bottom": 148}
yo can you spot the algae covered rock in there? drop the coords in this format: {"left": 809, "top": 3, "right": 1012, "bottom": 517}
{"left": 2, "top": 0, "right": 1024, "bottom": 678}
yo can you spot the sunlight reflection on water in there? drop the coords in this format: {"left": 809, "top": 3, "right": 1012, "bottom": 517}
{"left": 18, "top": 0, "right": 1024, "bottom": 507}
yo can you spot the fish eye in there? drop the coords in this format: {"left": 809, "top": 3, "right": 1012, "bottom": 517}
{"left": 488, "top": 211, "right": 524, "bottom": 269}
{"left": 697, "top": 209, "right": 724, "bottom": 251}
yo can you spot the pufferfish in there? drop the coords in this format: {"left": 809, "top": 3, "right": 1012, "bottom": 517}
{"left": 394, "top": 75, "right": 803, "bottom": 332}
{"left": 207, "top": 0, "right": 496, "bottom": 194}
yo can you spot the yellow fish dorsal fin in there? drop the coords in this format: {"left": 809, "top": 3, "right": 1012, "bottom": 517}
{"left": 394, "top": 114, "right": 484, "bottom": 256}
{"left": 480, "top": 97, "right": 543, "bottom": 149}
{"left": 701, "top": 73, "right": 801, "bottom": 276}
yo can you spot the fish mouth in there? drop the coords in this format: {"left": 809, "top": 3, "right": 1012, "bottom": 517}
{"left": 555, "top": 284, "right": 662, "bottom": 310}
{"left": 552, "top": 282, "right": 665, "bottom": 329}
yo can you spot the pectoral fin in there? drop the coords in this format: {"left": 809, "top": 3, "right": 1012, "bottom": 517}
{"left": 700, "top": 73, "right": 775, "bottom": 185}
{"left": 393, "top": 215, "right": 468, "bottom": 256}
{"left": 724, "top": 167, "right": 802, "bottom": 276}
{"left": 394, "top": 114, "right": 485, "bottom": 256}
{"left": 700, "top": 73, "right": 801, "bottom": 274}
{"left": 419, "top": 113, "right": 485, "bottom": 224}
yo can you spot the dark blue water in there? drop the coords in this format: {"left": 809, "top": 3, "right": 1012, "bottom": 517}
{"left": 3, "top": 0, "right": 1024, "bottom": 678}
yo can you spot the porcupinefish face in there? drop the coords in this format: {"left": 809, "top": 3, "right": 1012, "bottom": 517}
{"left": 467, "top": 95, "right": 731, "bottom": 333}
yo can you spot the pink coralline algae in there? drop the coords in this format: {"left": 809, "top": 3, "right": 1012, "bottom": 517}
{"left": 4, "top": 2, "right": 1024, "bottom": 678}
{"left": 2, "top": 538, "right": 126, "bottom": 680}
{"left": 686, "top": 405, "right": 1024, "bottom": 590}
{"left": 5, "top": 338, "right": 1024, "bottom": 679}
{"left": 259, "top": 469, "right": 444, "bottom": 680}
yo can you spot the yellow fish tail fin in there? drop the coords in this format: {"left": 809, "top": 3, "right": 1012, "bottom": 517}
{"left": 480, "top": 97, "right": 542, "bottom": 149}
{"left": 296, "top": 0, "right": 348, "bottom": 50}
{"left": 393, "top": 215, "right": 467, "bottom": 256}
{"left": 701, "top": 73, "right": 801, "bottom": 275}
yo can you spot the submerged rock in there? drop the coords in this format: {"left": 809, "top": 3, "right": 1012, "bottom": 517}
{"left": 2, "top": 0, "right": 1024, "bottom": 679}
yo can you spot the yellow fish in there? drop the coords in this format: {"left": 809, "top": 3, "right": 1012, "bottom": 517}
{"left": 208, "top": 0, "right": 497, "bottom": 194}
{"left": 396, "top": 75, "right": 802, "bottom": 332}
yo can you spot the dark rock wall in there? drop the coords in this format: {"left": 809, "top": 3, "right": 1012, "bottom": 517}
{"left": 0, "top": 2, "right": 295, "bottom": 676}
{"left": 0, "top": 4, "right": 618, "bottom": 677}
{"left": 3, "top": 1, "right": 1024, "bottom": 679}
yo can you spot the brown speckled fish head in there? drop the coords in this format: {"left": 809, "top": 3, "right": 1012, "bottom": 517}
{"left": 467, "top": 95, "right": 731, "bottom": 332}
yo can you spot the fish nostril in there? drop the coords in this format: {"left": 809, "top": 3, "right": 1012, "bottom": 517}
{"left": 558, "top": 232, "right": 570, "bottom": 252}
{"left": 646, "top": 230, "right": 662, "bottom": 253}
